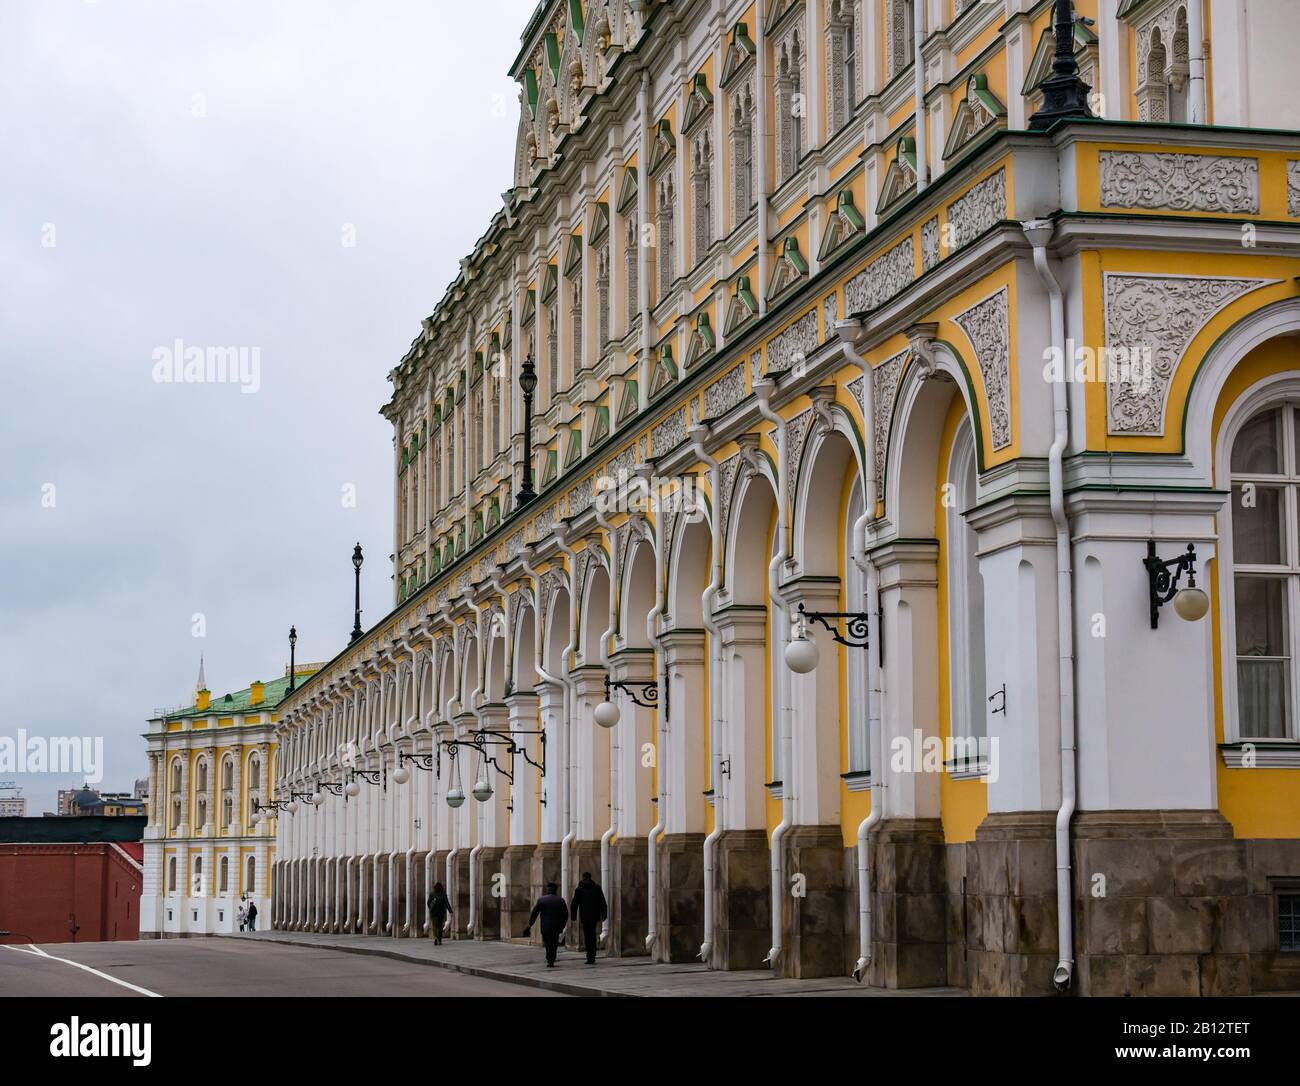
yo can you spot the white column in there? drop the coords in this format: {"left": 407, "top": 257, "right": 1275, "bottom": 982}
{"left": 716, "top": 605, "right": 770, "bottom": 831}
{"left": 506, "top": 692, "right": 542, "bottom": 845}
{"left": 611, "top": 648, "right": 657, "bottom": 838}
{"left": 660, "top": 629, "right": 707, "bottom": 835}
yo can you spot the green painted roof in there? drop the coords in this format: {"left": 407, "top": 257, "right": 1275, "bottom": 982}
{"left": 158, "top": 671, "right": 317, "bottom": 722}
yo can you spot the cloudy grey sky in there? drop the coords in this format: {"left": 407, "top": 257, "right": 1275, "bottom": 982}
{"left": 0, "top": 0, "right": 537, "bottom": 813}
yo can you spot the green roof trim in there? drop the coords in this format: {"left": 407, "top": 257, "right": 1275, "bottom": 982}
{"left": 524, "top": 68, "right": 539, "bottom": 118}
{"left": 545, "top": 32, "right": 561, "bottom": 83}
{"left": 158, "top": 672, "right": 311, "bottom": 722}
{"left": 568, "top": 0, "right": 585, "bottom": 44}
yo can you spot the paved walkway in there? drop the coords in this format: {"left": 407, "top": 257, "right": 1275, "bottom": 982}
{"left": 236, "top": 930, "right": 964, "bottom": 997}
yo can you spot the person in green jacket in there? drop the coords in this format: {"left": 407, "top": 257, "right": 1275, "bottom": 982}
{"left": 427, "top": 882, "right": 452, "bottom": 945}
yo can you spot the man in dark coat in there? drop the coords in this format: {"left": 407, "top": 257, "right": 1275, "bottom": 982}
{"left": 569, "top": 872, "right": 608, "bottom": 964}
{"left": 524, "top": 882, "right": 569, "bottom": 967}
{"left": 246, "top": 900, "right": 258, "bottom": 932}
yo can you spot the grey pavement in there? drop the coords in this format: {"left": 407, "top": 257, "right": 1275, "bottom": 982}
{"left": 237, "top": 929, "right": 966, "bottom": 997}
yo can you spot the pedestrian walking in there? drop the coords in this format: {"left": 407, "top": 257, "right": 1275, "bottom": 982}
{"left": 246, "top": 899, "right": 258, "bottom": 932}
{"left": 427, "top": 881, "right": 452, "bottom": 945}
{"left": 237, "top": 901, "right": 247, "bottom": 933}
{"left": 523, "top": 882, "right": 568, "bottom": 967}
{"left": 569, "top": 871, "right": 608, "bottom": 964}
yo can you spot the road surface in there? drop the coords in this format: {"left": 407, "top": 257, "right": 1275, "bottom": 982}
{"left": 0, "top": 937, "right": 562, "bottom": 997}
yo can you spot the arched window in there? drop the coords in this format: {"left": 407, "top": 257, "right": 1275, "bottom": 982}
{"left": 625, "top": 216, "right": 640, "bottom": 327}
{"left": 1226, "top": 402, "right": 1300, "bottom": 739}
{"left": 192, "top": 856, "right": 204, "bottom": 897}
{"left": 827, "top": 0, "right": 858, "bottom": 133}
{"left": 597, "top": 243, "right": 611, "bottom": 351}
{"left": 730, "top": 83, "right": 755, "bottom": 227}
{"left": 946, "top": 417, "right": 987, "bottom": 765}
{"left": 570, "top": 268, "right": 584, "bottom": 376}
{"left": 692, "top": 132, "right": 713, "bottom": 264}
{"left": 656, "top": 175, "right": 675, "bottom": 302}
{"left": 219, "top": 855, "right": 229, "bottom": 894}
{"left": 167, "top": 856, "right": 177, "bottom": 893}
{"left": 246, "top": 856, "right": 257, "bottom": 894}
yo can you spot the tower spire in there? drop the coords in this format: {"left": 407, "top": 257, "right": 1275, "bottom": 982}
{"left": 196, "top": 655, "right": 207, "bottom": 693}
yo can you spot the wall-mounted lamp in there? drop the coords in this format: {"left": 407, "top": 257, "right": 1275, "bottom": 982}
{"left": 1143, "top": 541, "right": 1210, "bottom": 629}
{"left": 594, "top": 675, "right": 662, "bottom": 729}
{"left": 784, "top": 601, "right": 872, "bottom": 674}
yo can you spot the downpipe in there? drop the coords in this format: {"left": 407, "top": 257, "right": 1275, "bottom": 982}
{"left": 835, "top": 319, "right": 883, "bottom": 982}
{"left": 630, "top": 494, "right": 666, "bottom": 956}
{"left": 594, "top": 502, "right": 621, "bottom": 948}
{"left": 380, "top": 646, "right": 402, "bottom": 936}
{"left": 913, "top": 0, "right": 928, "bottom": 192}
{"left": 1025, "top": 219, "right": 1078, "bottom": 993}
{"left": 464, "top": 598, "right": 487, "bottom": 937}
{"left": 554, "top": 523, "right": 581, "bottom": 905}
{"left": 754, "top": 378, "right": 791, "bottom": 969}
{"left": 691, "top": 423, "right": 724, "bottom": 965}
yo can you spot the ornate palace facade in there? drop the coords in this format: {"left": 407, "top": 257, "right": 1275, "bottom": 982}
{"left": 271, "top": 0, "right": 1300, "bottom": 994}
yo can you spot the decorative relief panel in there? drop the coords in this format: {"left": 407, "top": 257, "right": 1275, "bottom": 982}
{"left": 786, "top": 408, "right": 814, "bottom": 495}
{"left": 1104, "top": 273, "right": 1273, "bottom": 436}
{"left": 768, "top": 310, "right": 819, "bottom": 372}
{"left": 953, "top": 287, "right": 1012, "bottom": 450}
{"left": 506, "top": 529, "right": 525, "bottom": 561}
{"left": 921, "top": 217, "right": 941, "bottom": 272}
{"left": 568, "top": 475, "right": 594, "bottom": 518}
{"left": 703, "top": 364, "right": 746, "bottom": 419}
{"left": 822, "top": 293, "right": 838, "bottom": 339}
{"left": 947, "top": 168, "right": 1006, "bottom": 251}
{"left": 652, "top": 408, "right": 686, "bottom": 454}
{"left": 845, "top": 236, "right": 914, "bottom": 315}
{"left": 718, "top": 453, "right": 741, "bottom": 551}
{"left": 1099, "top": 152, "right": 1260, "bottom": 214}
{"left": 1289, "top": 161, "right": 1300, "bottom": 217}
{"left": 872, "top": 349, "right": 908, "bottom": 487}
{"left": 847, "top": 374, "right": 864, "bottom": 415}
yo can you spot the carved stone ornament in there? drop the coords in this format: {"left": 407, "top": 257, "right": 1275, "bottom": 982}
{"left": 872, "top": 348, "right": 908, "bottom": 488}
{"left": 1104, "top": 273, "right": 1275, "bottom": 436}
{"left": 1289, "top": 161, "right": 1300, "bottom": 218}
{"left": 946, "top": 168, "right": 1006, "bottom": 252}
{"left": 845, "top": 236, "right": 914, "bottom": 315}
{"left": 1099, "top": 152, "right": 1260, "bottom": 214}
{"left": 953, "top": 287, "right": 1011, "bottom": 451}
{"left": 704, "top": 364, "right": 745, "bottom": 419}
{"left": 769, "top": 310, "right": 820, "bottom": 373}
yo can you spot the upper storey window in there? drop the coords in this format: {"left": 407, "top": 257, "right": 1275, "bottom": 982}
{"left": 1121, "top": 0, "right": 1191, "bottom": 122}
{"left": 683, "top": 74, "right": 714, "bottom": 268}
{"left": 648, "top": 120, "right": 677, "bottom": 304}
{"left": 722, "top": 23, "right": 757, "bottom": 231}
{"left": 617, "top": 170, "right": 640, "bottom": 330}
{"left": 774, "top": 25, "right": 806, "bottom": 185}
{"left": 884, "top": 0, "right": 914, "bottom": 83}
{"left": 826, "top": 0, "right": 860, "bottom": 133}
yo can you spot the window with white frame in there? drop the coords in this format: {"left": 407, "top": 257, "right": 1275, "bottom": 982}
{"left": 624, "top": 217, "right": 639, "bottom": 328}
{"left": 946, "top": 418, "right": 987, "bottom": 766}
{"left": 167, "top": 856, "right": 177, "bottom": 893}
{"left": 775, "top": 32, "right": 805, "bottom": 184}
{"left": 692, "top": 132, "right": 713, "bottom": 264}
{"left": 1228, "top": 402, "right": 1300, "bottom": 740}
{"left": 885, "top": 0, "right": 914, "bottom": 82}
{"left": 546, "top": 304, "right": 559, "bottom": 404}
{"left": 570, "top": 269, "right": 583, "bottom": 377}
{"left": 827, "top": 0, "right": 858, "bottom": 133}
{"left": 729, "top": 81, "right": 755, "bottom": 227}
{"left": 597, "top": 243, "right": 611, "bottom": 349}
{"left": 656, "top": 174, "right": 675, "bottom": 302}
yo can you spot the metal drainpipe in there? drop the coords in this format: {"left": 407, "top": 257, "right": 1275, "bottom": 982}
{"left": 691, "top": 424, "right": 724, "bottom": 965}
{"left": 756, "top": 0, "right": 769, "bottom": 314}
{"left": 380, "top": 646, "right": 402, "bottom": 937}
{"left": 754, "top": 379, "right": 791, "bottom": 969}
{"left": 1024, "top": 219, "right": 1078, "bottom": 992}
{"left": 443, "top": 611, "right": 461, "bottom": 936}
{"left": 594, "top": 502, "right": 621, "bottom": 947}
{"left": 419, "top": 621, "right": 441, "bottom": 937}
{"left": 397, "top": 636, "right": 421, "bottom": 936}
{"left": 554, "top": 523, "right": 581, "bottom": 904}
{"left": 638, "top": 69, "right": 651, "bottom": 412}
{"left": 464, "top": 598, "right": 487, "bottom": 936}
{"left": 520, "top": 544, "right": 567, "bottom": 915}
{"left": 913, "top": 0, "right": 928, "bottom": 192}
{"left": 834, "top": 319, "right": 884, "bottom": 981}
{"left": 1188, "top": 0, "right": 1207, "bottom": 125}
{"left": 629, "top": 502, "right": 666, "bottom": 955}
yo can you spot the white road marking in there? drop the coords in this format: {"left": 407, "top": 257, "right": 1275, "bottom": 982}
{"left": 0, "top": 943, "right": 163, "bottom": 997}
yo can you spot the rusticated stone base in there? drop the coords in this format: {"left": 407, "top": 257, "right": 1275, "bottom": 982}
{"left": 447, "top": 851, "right": 471, "bottom": 940}
{"left": 963, "top": 811, "right": 1057, "bottom": 996}
{"left": 472, "top": 846, "right": 506, "bottom": 940}
{"left": 610, "top": 836, "right": 648, "bottom": 957}
{"left": 656, "top": 833, "right": 705, "bottom": 963}
{"left": 782, "top": 825, "right": 850, "bottom": 980}
{"left": 529, "top": 843, "right": 562, "bottom": 947}
{"left": 866, "top": 818, "right": 947, "bottom": 989}
{"left": 500, "top": 844, "right": 535, "bottom": 940}
{"left": 713, "top": 829, "right": 771, "bottom": 970}
{"left": 565, "top": 839, "right": 604, "bottom": 949}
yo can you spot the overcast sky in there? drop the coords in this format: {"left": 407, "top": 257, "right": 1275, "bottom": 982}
{"left": 0, "top": 0, "right": 537, "bottom": 813}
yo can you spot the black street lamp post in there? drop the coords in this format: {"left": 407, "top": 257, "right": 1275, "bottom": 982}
{"left": 516, "top": 354, "right": 538, "bottom": 507}
{"left": 288, "top": 626, "right": 298, "bottom": 693}
{"left": 1027, "top": 0, "right": 1095, "bottom": 131}
{"left": 351, "top": 544, "right": 364, "bottom": 643}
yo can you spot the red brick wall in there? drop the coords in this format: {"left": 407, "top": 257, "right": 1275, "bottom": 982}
{"left": 0, "top": 844, "right": 142, "bottom": 944}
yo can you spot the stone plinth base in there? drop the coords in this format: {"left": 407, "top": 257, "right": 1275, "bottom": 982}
{"left": 713, "top": 829, "right": 771, "bottom": 970}
{"left": 610, "top": 837, "right": 648, "bottom": 957}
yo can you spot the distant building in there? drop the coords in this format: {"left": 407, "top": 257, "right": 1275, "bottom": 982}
{"left": 0, "top": 816, "right": 144, "bottom": 943}
{"left": 64, "top": 785, "right": 147, "bottom": 818}
{"left": 0, "top": 783, "right": 26, "bottom": 818}
{"left": 141, "top": 657, "right": 320, "bottom": 937}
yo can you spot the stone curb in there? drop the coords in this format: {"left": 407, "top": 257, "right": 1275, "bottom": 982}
{"left": 236, "top": 933, "right": 623, "bottom": 997}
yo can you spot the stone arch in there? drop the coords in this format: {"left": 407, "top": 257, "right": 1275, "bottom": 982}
{"left": 486, "top": 618, "right": 508, "bottom": 703}
{"left": 668, "top": 509, "right": 711, "bottom": 629}
{"left": 581, "top": 559, "right": 612, "bottom": 665}
{"left": 792, "top": 410, "right": 866, "bottom": 577}
{"left": 882, "top": 343, "right": 981, "bottom": 539}
{"left": 620, "top": 534, "right": 656, "bottom": 648}
{"left": 545, "top": 583, "right": 572, "bottom": 676}
{"left": 513, "top": 597, "right": 538, "bottom": 689}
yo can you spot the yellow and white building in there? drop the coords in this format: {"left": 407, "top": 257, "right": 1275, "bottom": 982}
{"left": 271, "top": 0, "right": 1300, "bottom": 994}
{"left": 141, "top": 663, "right": 317, "bottom": 937}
